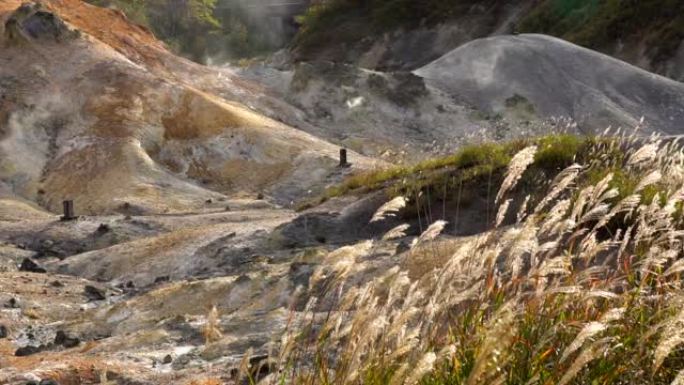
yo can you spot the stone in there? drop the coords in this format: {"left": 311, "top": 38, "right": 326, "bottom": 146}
{"left": 6, "top": 297, "right": 19, "bottom": 308}
{"left": 0, "top": 324, "right": 7, "bottom": 338}
{"left": 154, "top": 276, "right": 170, "bottom": 283}
{"left": 39, "top": 380, "right": 59, "bottom": 385}
{"left": 50, "top": 280, "right": 63, "bottom": 288}
{"left": 83, "top": 285, "right": 106, "bottom": 301}
{"left": 19, "top": 258, "right": 46, "bottom": 273}
{"left": 163, "top": 354, "right": 173, "bottom": 364}
{"left": 15, "top": 345, "right": 42, "bottom": 356}
{"left": 54, "top": 330, "right": 80, "bottom": 348}
{"left": 5, "top": 3, "right": 78, "bottom": 43}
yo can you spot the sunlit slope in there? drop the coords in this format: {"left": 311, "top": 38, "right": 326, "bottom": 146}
{"left": 0, "top": 1, "right": 378, "bottom": 215}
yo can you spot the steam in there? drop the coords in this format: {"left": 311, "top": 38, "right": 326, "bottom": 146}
{"left": 0, "top": 93, "right": 75, "bottom": 197}
{"left": 205, "top": 0, "right": 307, "bottom": 64}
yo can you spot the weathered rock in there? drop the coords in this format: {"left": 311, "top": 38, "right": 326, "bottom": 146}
{"left": 54, "top": 330, "right": 80, "bottom": 348}
{"left": 83, "top": 285, "right": 106, "bottom": 301}
{"left": 96, "top": 223, "right": 111, "bottom": 234}
{"left": 154, "top": 276, "right": 170, "bottom": 284}
{"left": 6, "top": 297, "right": 19, "bottom": 308}
{"left": 19, "top": 258, "right": 46, "bottom": 273}
{"left": 15, "top": 345, "right": 43, "bottom": 356}
{"left": 5, "top": 2, "right": 78, "bottom": 43}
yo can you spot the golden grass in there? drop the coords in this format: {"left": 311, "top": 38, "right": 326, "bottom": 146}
{"left": 271, "top": 134, "right": 684, "bottom": 385}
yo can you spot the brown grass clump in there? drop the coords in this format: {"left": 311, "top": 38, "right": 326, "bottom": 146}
{"left": 202, "top": 305, "right": 223, "bottom": 344}
{"left": 263, "top": 134, "right": 684, "bottom": 385}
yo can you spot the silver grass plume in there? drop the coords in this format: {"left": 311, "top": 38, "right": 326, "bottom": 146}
{"left": 560, "top": 321, "right": 608, "bottom": 362}
{"left": 496, "top": 145, "right": 537, "bottom": 203}
{"left": 535, "top": 164, "right": 582, "bottom": 213}
{"left": 558, "top": 337, "right": 613, "bottom": 385}
{"left": 671, "top": 370, "right": 684, "bottom": 385}
{"left": 517, "top": 195, "right": 531, "bottom": 223}
{"left": 371, "top": 196, "right": 407, "bottom": 223}
{"left": 635, "top": 170, "right": 662, "bottom": 192}
{"left": 628, "top": 142, "right": 660, "bottom": 166}
{"left": 382, "top": 224, "right": 411, "bottom": 241}
{"left": 495, "top": 198, "right": 512, "bottom": 228}
{"left": 411, "top": 220, "right": 448, "bottom": 249}
{"left": 405, "top": 352, "right": 437, "bottom": 385}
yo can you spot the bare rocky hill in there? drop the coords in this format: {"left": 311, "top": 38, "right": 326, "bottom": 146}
{"left": 415, "top": 34, "right": 684, "bottom": 134}
{"left": 0, "top": 0, "right": 380, "bottom": 216}
{"left": 292, "top": 0, "right": 684, "bottom": 83}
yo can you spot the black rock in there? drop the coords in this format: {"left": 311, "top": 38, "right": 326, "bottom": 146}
{"left": 205, "top": 199, "right": 213, "bottom": 204}
{"left": 15, "top": 345, "right": 42, "bottom": 356}
{"left": 154, "top": 276, "right": 170, "bottom": 284}
{"left": 0, "top": 324, "right": 7, "bottom": 338}
{"left": 83, "top": 285, "right": 106, "bottom": 301}
{"left": 54, "top": 330, "right": 80, "bottom": 348}
{"left": 39, "top": 380, "right": 59, "bottom": 385}
{"left": 126, "top": 280, "right": 135, "bottom": 288}
{"left": 6, "top": 297, "right": 19, "bottom": 308}
{"left": 19, "top": 258, "right": 46, "bottom": 273}
{"left": 50, "top": 280, "right": 64, "bottom": 288}
{"left": 256, "top": 193, "right": 265, "bottom": 200}
{"left": 96, "top": 223, "right": 111, "bottom": 234}
{"left": 162, "top": 354, "right": 173, "bottom": 364}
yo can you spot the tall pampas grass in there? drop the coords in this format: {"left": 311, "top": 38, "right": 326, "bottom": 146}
{"left": 266, "top": 134, "right": 684, "bottom": 385}
{"left": 370, "top": 196, "right": 407, "bottom": 223}
{"left": 496, "top": 145, "right": 537, "bottom": 203}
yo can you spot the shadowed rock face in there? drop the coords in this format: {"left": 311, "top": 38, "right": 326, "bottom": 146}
{"left": 415, "top": 34, "right": 684, "bottom": 135}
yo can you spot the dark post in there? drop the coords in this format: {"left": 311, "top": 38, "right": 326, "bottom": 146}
{"left": 61, "top": 200, "right": 75, "bottom": 221}
{"left": 339, "top": 148, "right": 348, "bottom": 167}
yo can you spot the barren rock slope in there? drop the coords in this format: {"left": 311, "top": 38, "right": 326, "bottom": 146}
{"left": 0, "top": 0, "right": 378, "bottom": 215}
{"left": 416, "top": 34, "right": 684, "bottom": 134}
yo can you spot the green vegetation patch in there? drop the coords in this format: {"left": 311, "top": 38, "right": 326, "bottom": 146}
{"left": 321, "top": 134, "right": 587, "bottom": 200}
{"left": 303, "top": 134, "right": 673, "bottom": 225}
{"left": 518, "top": 0, "right": 684, "bottom": 62}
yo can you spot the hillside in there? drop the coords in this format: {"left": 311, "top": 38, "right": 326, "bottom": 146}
{"left": 0, "top": 0, "right": 379, "bottom": 215}
{"left": 292, "top": 0, "right": 684, "bottom": 81}
{"left": 415, "top": 34, "right": 684, "bottom": 134}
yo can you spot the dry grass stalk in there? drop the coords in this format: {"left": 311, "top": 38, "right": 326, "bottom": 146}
{"left": 202, "top": 305, "right": 222, "bottom": 344}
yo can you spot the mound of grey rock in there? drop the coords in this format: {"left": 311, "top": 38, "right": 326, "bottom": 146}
{"left": 415, "top": 34, "right": 684, "bottom": 134}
